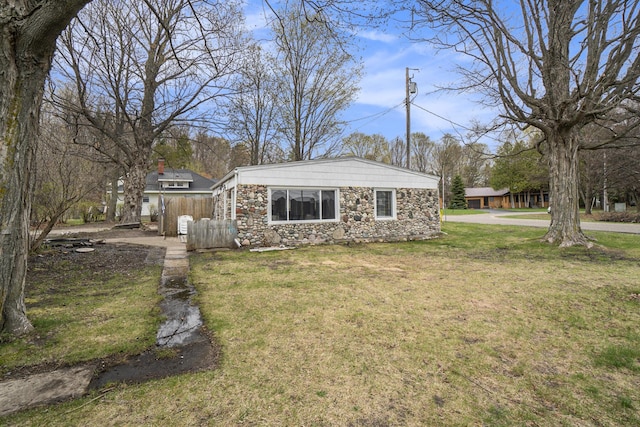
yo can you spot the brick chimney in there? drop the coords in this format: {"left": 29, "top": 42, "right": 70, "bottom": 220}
{"left": 158, "top": 158, "right": 165, "bottom": 175}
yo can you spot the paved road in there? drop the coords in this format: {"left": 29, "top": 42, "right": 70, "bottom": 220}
{"left": 443, "top": 210, "right": 640, "bottom": 234}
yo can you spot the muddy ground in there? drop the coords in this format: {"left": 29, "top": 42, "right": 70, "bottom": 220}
{"left": 7, "top": 226, "right": 221, "bottom": 387}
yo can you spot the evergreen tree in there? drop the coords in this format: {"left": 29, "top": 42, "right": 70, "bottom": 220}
{"left": 449, "top": 175, "right": 467, "bottom": 209}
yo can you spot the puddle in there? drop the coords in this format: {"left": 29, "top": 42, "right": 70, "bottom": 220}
{"left": 157, "top": 275, "right": 205, "bottom": 347}
{"left": 90, "top": 265, "right": 218, "bottom": 390}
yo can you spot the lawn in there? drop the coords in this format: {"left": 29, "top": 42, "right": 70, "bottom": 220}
{"left": 441, "top": 208, "right": 489, "bottom": 216}
{"left": 1, "top": 244, "right": 163, "bottom": 374}
{"left": 4, "top": 223, "right": 640, "bottom": 426}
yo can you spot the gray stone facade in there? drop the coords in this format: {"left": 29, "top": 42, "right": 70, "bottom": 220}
{"left": 214, "top": 184, "right": 441, "bottom": 247}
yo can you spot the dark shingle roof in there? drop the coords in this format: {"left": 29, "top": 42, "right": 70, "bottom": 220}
{"left": 145, "top": 169, "right": 216, "bottom": 192}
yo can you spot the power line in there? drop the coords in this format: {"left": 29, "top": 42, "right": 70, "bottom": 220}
{"left": 410, "top": 101, "right": 505, "bottom": 145}
{"left": 410, "top": 101, "right": 474, "bottom": 132}
{"left": 342, "top": 100, "right": 405, "bottom": 135}
{"left": 341, "top": 98, "right": 504, "bottom": 147}
{"left": 345, "top": 101, "right": 405, "bottom": 124}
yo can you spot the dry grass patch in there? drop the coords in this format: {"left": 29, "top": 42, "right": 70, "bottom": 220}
{"left": 7, "top": 224, "right": 640, "bottom": 426}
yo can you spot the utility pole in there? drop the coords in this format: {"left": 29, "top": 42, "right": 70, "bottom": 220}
{"left": 406, "top": 67, "right": 411, "bottom": 169}
{"left": 405, "top": 68, "right": 417, "bottom": 169}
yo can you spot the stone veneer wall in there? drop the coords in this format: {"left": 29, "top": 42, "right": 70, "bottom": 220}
{"left": 212, "top": 189, "right": 233, "bottom": 221}
{"left": 229, "top": 184, "right": 440, "bottom": 247}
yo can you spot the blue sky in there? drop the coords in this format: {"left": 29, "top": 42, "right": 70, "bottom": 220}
{"left": 243, "top": 2, "right": 502, "bottom": 152}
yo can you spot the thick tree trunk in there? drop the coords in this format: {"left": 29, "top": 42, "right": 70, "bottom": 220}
{"left": 0, "top": 33, "right": 44, "bottom": 336}
{"left": 120, "top": 158, "right": 148, "bottom": 224}
{"left": 1, "top": 1, "right": 90, "bottom": 336}
{"left": 543, "top": 131, "right": 591, "bottom": 247}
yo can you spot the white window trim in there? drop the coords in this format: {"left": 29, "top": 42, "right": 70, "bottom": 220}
{"left": 375, "top": 188, "right": 396, "bottom": 220}
{"left": 268, "top": 187, "right": 340, "bottom": 225}
{"left": 162, "top": 181, "right": 189, "bottom": 189}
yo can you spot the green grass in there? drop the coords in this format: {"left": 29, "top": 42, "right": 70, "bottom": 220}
{"left": 0, "top": 250, "right": 163, "bottom": 374}
{"left": 5, "top": 223, "right": 640, "bottom": 426}
{"left": 442, "top": 208, "right": 488, "bottom": 216}
{"left": 501, "top": 213, "right": 602, "bottom": 222}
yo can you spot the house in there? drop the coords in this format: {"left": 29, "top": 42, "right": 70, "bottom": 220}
{"left": 464, "top": 187, "right": 549, "bottom": 209}
{"left": 211, "top": 157, "right": 441, "bottom": 247}
{"left": 464, "top": 187, "right": 510, "bottom": 209}
{"left": 114, "top": 160, "right": 216, "bottom": 218}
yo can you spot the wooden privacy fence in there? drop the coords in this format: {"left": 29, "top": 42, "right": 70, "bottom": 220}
{"left": 160, "top": 196, "right": 213, "bottom": 237}
{"left": 186, "top": 219, "right": 238, "bottom": 251}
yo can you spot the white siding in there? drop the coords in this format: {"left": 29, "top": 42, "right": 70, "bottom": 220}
{"left": 217, "top": 158, "right": 439, "bottom": 190}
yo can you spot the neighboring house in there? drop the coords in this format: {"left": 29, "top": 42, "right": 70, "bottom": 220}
{"left": 114, "top": 160, "right": 216, "bottom": 218}
{"left": 465, "top": 187, "right": 549, "bottom": 209}
{"left": 211, "top": 157, "right": 441, "bottom": 247}
{"left": 464, "top": 187, "right": 510, "bottom": 209}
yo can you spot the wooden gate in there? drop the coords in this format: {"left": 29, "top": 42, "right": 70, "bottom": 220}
{"left": 160, "top": 196, "right": 213, "bottom": 237}
{"left": 186, "top": 219, "right": 238, "bottom": 251}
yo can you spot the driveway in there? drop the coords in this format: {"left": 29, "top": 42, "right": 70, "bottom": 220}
{"left": 46, "top": 223, "right": 185, "bottom": 248}
{"left": 443, "top": 210, "right": 640, "bottom": 234}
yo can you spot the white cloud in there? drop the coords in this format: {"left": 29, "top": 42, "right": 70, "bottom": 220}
{"left": 356, "top": 30, "right": 399, "bottom": 43}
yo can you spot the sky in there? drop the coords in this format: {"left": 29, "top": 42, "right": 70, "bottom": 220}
{"left": 243, "top": 1, "right": 502, "bottom": 153}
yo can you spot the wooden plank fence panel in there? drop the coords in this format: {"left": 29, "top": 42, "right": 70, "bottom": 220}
{"left": 160, "top": 197, "right": 213, "bottom": 237}
{"left": 186, "top": 219, "right": 238, "bottom": 251}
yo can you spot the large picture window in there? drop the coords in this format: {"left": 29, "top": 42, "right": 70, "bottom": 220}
{"left": 375, "top": 189, "right": 395, "bottom": 219}
{"left": 271, "top": 189, "right": 337, "bottom": 222}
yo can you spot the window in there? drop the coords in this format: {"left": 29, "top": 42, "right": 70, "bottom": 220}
{"left": 270, "top": 189, "right": 337, "bottom": 222}
{"left": 375, "top": 189, "right": 395, "bottom": 219}
{"left": 142, "top": 196, "right": 150, "bottom": 203}
{"left": 161, "top": 181, "right": 189, "bottom": 189}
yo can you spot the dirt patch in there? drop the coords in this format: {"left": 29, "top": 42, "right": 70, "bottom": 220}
{"left": 89, "top": 332, "right": 221, "bottom": 390}
{"left": 28, "top": 240, "right": 159, "bottom": 286}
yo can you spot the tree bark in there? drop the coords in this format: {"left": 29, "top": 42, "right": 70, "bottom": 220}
{"left": 0, "top": 0, "right": 90, "bottom": 336}
{"left": 107, "top": 169, "right": 119, "bottom": 222}
{"left": 543, "top": 131, "right": 591, "bottom": 247}
{"left": 120, "top": 157, "right": 148, "bottom": 224}
{"left": 29, "top": 207, "right": 68, "bottom": 253}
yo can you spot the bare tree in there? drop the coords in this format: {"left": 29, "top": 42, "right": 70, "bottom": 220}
{"left": 433, "top": 133, "right": 463, "bottom": 203}
{"left": 226, "top": 43, "right": 280, "bottom": 165}
{"left": 411, "top": 132, "right": 437, "bottom": 174}
{"left": 192, "top": 131, "right": 235, "bottom": 178}
{"left": 30, "top": 106, "right": 105, "bottom": 252}
{"left": 461, "top": 142, "right": 491, "bottom": 188}
{"left": 268, "top": 2, "right": 361, "bottom": 160}
{"left": 578, "top": 148, "right": 604, "bottom": 215}
{"left": 604, "top": 145, "right": 640, "bottom": 211}
{"left": 390, "top": 137, "right": 406, "bottom": 167}
{"left": 410, "top": 0, "right": 640, "bottom": 246}
{"left": 341, "top": 132, "right": 391, "bottom": 162}
{"left": 53, "top": 0, "right": 244, "bottom": 223}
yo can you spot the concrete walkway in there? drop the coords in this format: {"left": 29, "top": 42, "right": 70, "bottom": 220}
{"left": 443, "top": 210, "right": 640, "bottom": 234}
{"left": 0, "top": 234, "right": 190, "bottom": 417}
